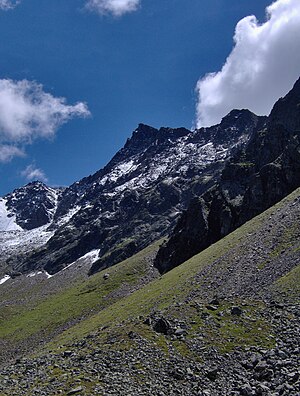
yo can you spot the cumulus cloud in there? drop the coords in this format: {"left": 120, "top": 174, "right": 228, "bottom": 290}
{"left": 0, "top": 0, "right": 20, "bottom": 10}
{"left": 0, "top": 145, "right": 25, "bottom": 163}
{"left": 85, "top": 0, "right": 140, "bottom": 17}
{"left": 0, "top": 79, "right": 90, "bottom": 161}
{"left": 196, "top": 0, "right": 300, "bottom": 128}
{"left": 0, "top": 79, "right": 90, "bottom": 143}
{"left": 21, "top": 164, "right": 48, "bottom": 183}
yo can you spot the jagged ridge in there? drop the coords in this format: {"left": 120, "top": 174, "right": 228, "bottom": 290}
{"left": 154, "top": 77, "right": 300, "bottom": 273}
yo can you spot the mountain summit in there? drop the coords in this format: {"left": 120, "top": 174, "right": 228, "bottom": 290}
{"left": 1, "top": 78, "right": 300, "bottom": 279}
{"left": 0, "top": 109, "right": 265, "bottom": 277}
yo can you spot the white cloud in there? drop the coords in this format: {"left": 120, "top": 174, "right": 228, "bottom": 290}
{"left": 21, "top": 164, "right": 48, "bottom": 183}
{"left": 0, "top": 79, "right": 90, "bottom": 143}
{"left": 196, "top": 0, "right": 300, "bottom": 128}
{"left": 0, "top": 0, "right": 20, "bottom": 10}
{"left": 85, "top": 0, "right": 140, "bottom": 17}
{"left": 0, "top": 145, "right": 25, "bottom": 163}
{"left": 0, "top": 79, "right": 90, "bottom": 161}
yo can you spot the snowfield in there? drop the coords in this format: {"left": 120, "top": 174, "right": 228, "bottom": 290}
{"left": 0, "top": 198, "right": 22, "bottom": 232}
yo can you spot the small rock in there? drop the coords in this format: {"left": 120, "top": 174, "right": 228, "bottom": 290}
{"left": 206, "top": 305, "right": 218, "bottom": 311}
{"left": 231, "top": 306, "right": 243, "bottom": 316}
{"left": 239, "top": 383, "right": 253, "bottom": 396}
{"left": 67, "top": 386, "right": 84, "bottom": 395}
{"left": 153, "top": 317, "right": 171, "bottom": 335}
{"left": 174, "top": 328, "right": 187, "bottom": 336}
{"left": 254, "top": 360, "right": 268, "bottom": 372}
{"left": 206, "top": 367, "right": 218, "bottom": 381}
{"left": 143, "top": 317, "right": 152, "bottom": 326}
{"left": 209, "top": 298, "right": 220, "bottom": 306}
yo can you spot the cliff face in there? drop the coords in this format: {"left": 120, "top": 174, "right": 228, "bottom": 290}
{"left": 154, "top": 78, "right": 300, "bottom": 274}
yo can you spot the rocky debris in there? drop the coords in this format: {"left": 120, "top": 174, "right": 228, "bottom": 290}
{"left": 0, "top": 304, "right": 298, "bottom": 395}
{"left": 0, "top": 195, "right": 299, "bottom": 393}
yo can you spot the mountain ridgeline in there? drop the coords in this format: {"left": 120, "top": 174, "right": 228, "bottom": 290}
{"left": 1, "top": 77, "right": 300, "bottom": 278}
{"left": 155, "top": 77, "right": 300, "bottom": 273}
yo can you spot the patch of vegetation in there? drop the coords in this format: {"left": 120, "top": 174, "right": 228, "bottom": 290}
{"left": 202, "top": 302, "right": 274, "bottom": 353}
{"left": 3, "top": 187, "right": 300, "bottom": 363}
{"left": 274, "top": 263, "right": 300, "bottom": 299}
{"left": 269, "top": 223, "right": 299, "bottom": 259}
{"left": 46, "top": 190, "right": 285, "bottom": 353}
{"left": 0, "top": 241, "right": 161, "bottom": 343}
{"left": 235, "top": 162, "right": 255, "bottom": 168}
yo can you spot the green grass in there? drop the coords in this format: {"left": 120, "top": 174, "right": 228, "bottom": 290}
{"left": 0, "top": 240, "right": 160, "bottom": 342}
{"left": 274, "top": 263, "right": 300, "bottom": 299}
{"left": 45, "top": 188, "right": 289, "bottom": 352}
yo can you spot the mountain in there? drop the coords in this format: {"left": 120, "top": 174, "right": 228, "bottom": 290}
{"left": 154, "top": 77, "right": 300, "bottom": 273}
{"left": 0, "top": 78, "right": 300, "bottom": 396}
{"left": 0, "top": 109, "right": 265, "bottom": 277}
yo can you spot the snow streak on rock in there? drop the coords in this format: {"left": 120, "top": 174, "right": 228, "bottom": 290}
{"left": 0, "top": 198, "right": 22, "bottom": 231}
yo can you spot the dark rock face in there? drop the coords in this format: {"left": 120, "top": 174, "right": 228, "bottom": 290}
{"left": 4, "top": 182, "right": 60, "bottom": 230}
{"left": 154, "top": 77, "right": 300, "bottom": 274}
{"left": 9, "top": 111, "right": 263, "bottom": 276}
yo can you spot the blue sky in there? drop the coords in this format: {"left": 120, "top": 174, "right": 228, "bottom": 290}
{"left": 0, "top": 0, "right": 299, "bottom": 195}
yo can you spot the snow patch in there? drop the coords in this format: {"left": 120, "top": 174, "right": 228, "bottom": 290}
{"left": 81, "top": 249, "right": 101, "bottom": 263}
{"left": 46, "top": 249, "right": 101, "bottom": 278}
{"left": 0, "top": 275, "right": 11, "bottom": 285}
{"left": 0, "top": 199, "right": 22, "bottom": 232}
{"left": 0, "top": 224, "right": 54, "bottom": 263}
{"left": 56, "top": 205, "right": 81, "bottom": 227}
{"left": 63, "top": 248, "right": 100, "bottom": 271}
{"left": 27, "top": 271, "right": 43, "bottom": 278}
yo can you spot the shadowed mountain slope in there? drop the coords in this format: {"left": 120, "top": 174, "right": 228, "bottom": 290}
{"left": 155, "top": 77, "right": 300, "bottom": 273}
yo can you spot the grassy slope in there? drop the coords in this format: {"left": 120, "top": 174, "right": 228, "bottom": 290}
{"left": 0, "top": 240, "right": 160, "bottom": 358}
{"left": 45, "top": 188, "right": 300, "bottom": 354}
{"left": 1, "top": 188, "right": 300, "bottom": 361}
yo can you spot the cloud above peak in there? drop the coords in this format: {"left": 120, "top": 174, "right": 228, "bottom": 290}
{"left": 0, "top": 0, "right": 20, "bottom": 10}
{"left": 196, "top": 0, "right": 300, "bottom": 128}
{"left": 21, "top": 164, "right": 48, "bottom": 183}
{"left": 85, "top": 0, "right": 140, "bottom": 17}
{"left": 0, "top": 79, "right": 90, "bottom": 162}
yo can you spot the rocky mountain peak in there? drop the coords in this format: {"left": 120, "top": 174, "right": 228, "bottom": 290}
{"left": 123, "top": 123, "right": 191, "bottom": 152}
{"left": 220, "top": 109, "right": 260, "bottom": 129}
{"left": 193, "top": 109, "right": 267, "bottom": 149}
{"left": 125, "top": 123, "right": 159, "bottom": 149}
{"left": 268, "top": 77, "right": 300, "bottom": 132}
{"left": 4, "top": 181, "right": 59, "bottom": 230}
